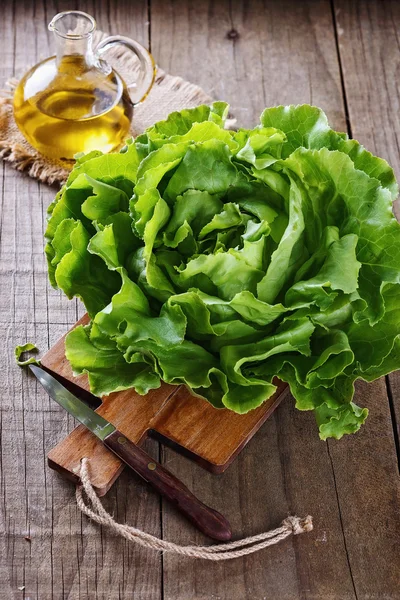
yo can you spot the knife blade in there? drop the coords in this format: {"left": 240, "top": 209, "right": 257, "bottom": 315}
{"left": 30, "top": 364, "right": 232, "bottom": 542}
{"left": 39, "top": 364, "right": 102, "bottom": 410}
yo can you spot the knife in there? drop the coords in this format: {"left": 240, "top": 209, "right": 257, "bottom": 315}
{"left": 30, "top": 364, "right": 232, "bottom": 542}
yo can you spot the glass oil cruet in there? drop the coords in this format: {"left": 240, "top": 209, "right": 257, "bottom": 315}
{"left": 13, "top": 11, "right": 155, "bottom": 161}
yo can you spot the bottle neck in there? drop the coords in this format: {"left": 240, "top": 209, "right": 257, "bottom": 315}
{"left": 49, "top": 11, "right": 97, "bottom": 70}
{"left": 55, "top": 34, "right": 95, "bottom": 69}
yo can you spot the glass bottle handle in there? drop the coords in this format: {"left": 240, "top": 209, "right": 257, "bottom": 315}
{"left": 95, "top": 36, "right": 156, "bottom": 105}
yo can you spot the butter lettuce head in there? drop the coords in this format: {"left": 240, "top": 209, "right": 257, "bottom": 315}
{"left": 45, "top": 102, "right": 400, "bottom": 440}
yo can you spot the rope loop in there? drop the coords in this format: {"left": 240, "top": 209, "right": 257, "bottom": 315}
{"left": 76, "top": 458, "right": 313, "bottom": 561}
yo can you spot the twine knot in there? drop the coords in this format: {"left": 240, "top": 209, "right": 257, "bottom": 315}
{"left": 283, "top": 515, "right": 313, "bottom": 535}
{"left": 76, "top": 458, "right": 313, "bottom": 560}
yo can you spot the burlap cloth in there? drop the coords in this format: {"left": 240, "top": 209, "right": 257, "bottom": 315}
{"left": 0, "top": 30, "right": 219, "bottom": 186}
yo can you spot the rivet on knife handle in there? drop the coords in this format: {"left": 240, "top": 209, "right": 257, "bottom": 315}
{"left": 104, "top": 429, "right": 232, "bottom": 542}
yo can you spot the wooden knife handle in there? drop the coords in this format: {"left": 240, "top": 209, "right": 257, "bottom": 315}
{"left": 103, "top": 429, "right": 232, "bottom": 542}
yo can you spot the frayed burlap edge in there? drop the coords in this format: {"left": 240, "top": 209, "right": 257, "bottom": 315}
{"left": 0, "top": 29, "right": 228, "bottom": 187}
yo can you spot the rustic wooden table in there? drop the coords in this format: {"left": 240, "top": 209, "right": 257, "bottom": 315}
{"left": 1, "top": 1, "right": 400, "bottom": 598}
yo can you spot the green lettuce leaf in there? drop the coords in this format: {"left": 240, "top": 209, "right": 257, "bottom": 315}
{"left": 15, "top": 343, "right": 40, "bottom": 366}
{"left": 45, "top": 102, "right": 400, "bottom": 440}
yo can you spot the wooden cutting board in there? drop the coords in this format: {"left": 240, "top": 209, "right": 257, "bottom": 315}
{"left": 42, "top": 316, "right": 289, "bottom": 496}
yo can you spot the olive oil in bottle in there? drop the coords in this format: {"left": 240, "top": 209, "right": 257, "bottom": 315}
{"left": 14, "top": 55, "right": 133, "bottom": 161}
{"left": 13, "top": 11, "right": 155, "bottom": 161}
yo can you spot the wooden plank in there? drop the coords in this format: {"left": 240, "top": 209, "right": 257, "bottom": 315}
{"left": 386, "top": 371, "right": 400, "bottom": 471}
{"left": 43, "top": 328, "right": 286, "bottom": 494}
{"left": 152, "top": 0, "right": 346, "bottom": 130}
{"left": 1, "top": 2, "right": 399, "bottom": 599}
{"left": 328, "top": 2, "right": 400, "bottom": 596}
{"left": 0, "top": 1, "right": 162, "bottom": 599}
{"left": 333, "top": 0, "right": 400, "bottom": 185}
{"left": 151, "top": 1, "right": 363, "bottom": 599}
{"left": 327, "top": 379, "right": 400, "bottom": 598}
{"left": 333, "top": 0, "right": 400, "bottom": 459}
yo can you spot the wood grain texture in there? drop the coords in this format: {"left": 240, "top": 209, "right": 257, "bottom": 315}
{"left": 103, "top": 429, "right": 232, "bottom": 541}
{"left": 329, "top": 2, "right": 400, "bottom": 596}
{"left": 333, "top": 0, "right": 400, "bottom": 453}
{"left": 43, "top": 317, "right": 286, "bottom": 494}
{"left": 1, "top": 0, "right": 400, "bottom": 599}
{"left": 0, "top": 1, "right": 162, "bottom": 599}
{"left": 333, "top": 0, "right": 400, "bottom": 185}
{"left": 152, "top": 0, "right": 346, "bottom": 130}
{"left": 151, "top": 1, "right": 366, "bottom": 599}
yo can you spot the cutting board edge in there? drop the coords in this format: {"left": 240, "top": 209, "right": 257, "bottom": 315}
{"left": 47, "top": 454, "right": 125, "bottom": 496}
{"left": 42, "top": 312, "right": 292, "bottom": 493}
{"left": 148, "top": 384, "right": 289, "bottom": 473}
